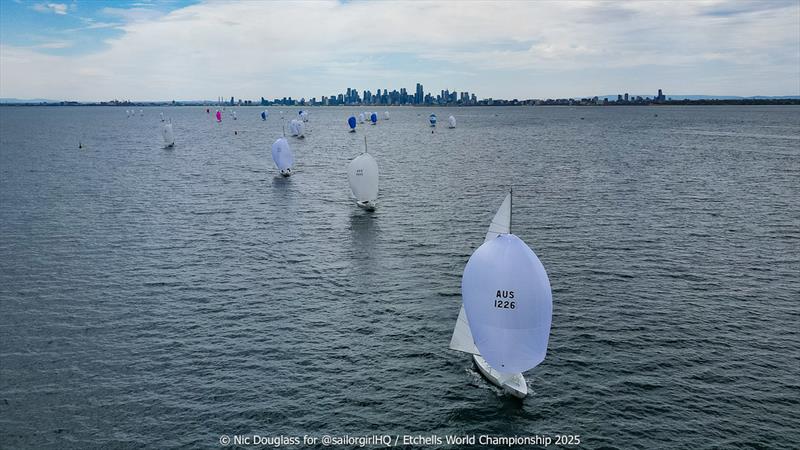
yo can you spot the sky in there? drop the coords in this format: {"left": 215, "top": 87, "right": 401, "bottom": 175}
{"left": 1, "top": 0, "right": 799, "bottom": 101}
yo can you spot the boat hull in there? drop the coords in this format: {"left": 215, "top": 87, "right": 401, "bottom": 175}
{"left": 356, "top": 200, "right": 376, "bottom": 211}
{"left": 472, "top": 354, "right": 527, "bottom": 398}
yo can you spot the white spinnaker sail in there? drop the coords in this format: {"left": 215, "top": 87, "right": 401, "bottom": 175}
{"left": 384, "top": 111, "right": 390, "bottom": 120}
{"left": 461, "top": 234, "right": 552, "bottom": 373}
{"left": 272, "top": 138, "right": 294, "bottom": 170}
{"left": 359, "top": 112, "right": 365, "bottom": 123}
{"left": 450, "top": 193, "right": 511, "bottom": 355}
{"left": 449, "top": 115, "right": 457, "bottom": 128}
{"left": 162, "top": 123, "right": 174, "bottom": 147}
{"left": 347, "top": 153, "right": 379, "bottom": 202}
{"left": 485, "top": 193, "right": 511, "bottom": 241}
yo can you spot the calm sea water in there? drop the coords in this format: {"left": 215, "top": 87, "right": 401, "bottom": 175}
{"left": 1, "top": 105, "right": 798, "bottom": 449}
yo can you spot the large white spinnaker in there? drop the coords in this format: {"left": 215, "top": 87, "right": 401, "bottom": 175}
{"left": 461, "top": 233, "right": 552, "bottom": 373}
{"left": 347, "top": 152, "right": 379, "bottom": 208}
{"left": 448, "top": 115, "right": 457, "bottom": 128}
{"left": 272, "top": 137, "right": 294, "bottom": 176}
{"left": 162, "top": 122, "right": 175, "bottom": 148}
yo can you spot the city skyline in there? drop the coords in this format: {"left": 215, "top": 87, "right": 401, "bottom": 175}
{"left": 1, "top": 1, "right": 799, "bottom": 101}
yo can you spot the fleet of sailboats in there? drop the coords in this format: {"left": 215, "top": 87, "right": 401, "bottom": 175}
{"left": 141, "top": 105, "right": 551, "bottom": 400}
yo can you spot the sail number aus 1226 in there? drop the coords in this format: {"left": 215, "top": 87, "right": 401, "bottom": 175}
{"left": 494, "top": 290, "right": 515, "bottom": 309}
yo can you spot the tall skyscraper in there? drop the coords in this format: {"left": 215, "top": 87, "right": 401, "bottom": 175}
{"left": 416, "top": 83, "right": 424, "bottom": 104}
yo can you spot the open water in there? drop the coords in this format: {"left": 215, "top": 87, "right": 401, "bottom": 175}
{"left": 1, "top": 105, "right": 798, "bottom": 449}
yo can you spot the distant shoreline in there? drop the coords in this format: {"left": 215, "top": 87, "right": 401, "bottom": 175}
{"left": 1, "top": 99, "right": 799, "bottom": 107}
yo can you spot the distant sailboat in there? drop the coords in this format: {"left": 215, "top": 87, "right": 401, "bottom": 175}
{"left": 162, "top": 120, "right": 175, "bottom": 148}
{"left": 160, "top": 112, "right": 165, "bottom": 122}
{"left": 384, "top": 111, "right": 390, "bottom": 120}
{"left": 348, "top": 116, "right": 357, "bottom": 133}
{"left": 359, "top": 112, "right": 365, "bottom": 124}
{"left": 449, "top": 191, "right": 553, "bottom": 398}
{"left": 139, "top": 109, "right": 143, "bottom": 117}
{"left": 261, "top": 110, "right": 268, "bottom": 121}
{"left": 216, "top": 110, "right": 222, "bottom": 122}
{"left": 429, "top": 114, "right": 437, "bottom": 127}
{"left": 448, "top": 115, "right": 457, "bottom": 128}
{"left": 370, "top": 112, "right": 378, "bottom": 125}
{"left": 290, "top": 119, "right": 305, "bottom": 138}
{"left": 272, "top": 137, "right": 294, "bottom": 177}
{"left": 232, "top": 111, "right": 237, "bottom": 120}
{"left": 300, "top": 110, "right": 309, "bottom": 122}
{"left": 347, "top": 138, "right": 379, "bottom": 211}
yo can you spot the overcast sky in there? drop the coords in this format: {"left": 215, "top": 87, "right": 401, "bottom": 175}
{"left": 1, "top": 0, "right": 798, "bottom": 101}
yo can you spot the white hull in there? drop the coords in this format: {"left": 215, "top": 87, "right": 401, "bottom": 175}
{"left": 356, "top": 200, "right": 376, "bottom": 211}
{"left": 280, "top": 168, "right": 292, "bottom": 177}
{"left": 473, "top": 354, "right": 527, "bottom": 398}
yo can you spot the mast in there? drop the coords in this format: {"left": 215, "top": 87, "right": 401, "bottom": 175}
{"left": 509, "top": 187, "right": 513, "bottom": 234}
{"left": 364, "top": 136, "right": 367, "bottom": 154}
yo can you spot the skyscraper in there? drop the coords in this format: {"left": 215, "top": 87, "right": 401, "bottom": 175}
{"left": 416, "top": 83, "right": 424, "bottom": 105}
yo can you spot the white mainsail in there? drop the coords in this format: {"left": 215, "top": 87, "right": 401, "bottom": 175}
{"left": 485, "top": 193, "right": 510, "bottom": 241}
{"left": 347, "top": 152, "right": 379, "bottom": 202}
{"left": 449, "top": 192, "right": 510, "bottom": 354}
{"left": 448, "top": 115, "right": 457, "bottom": 128}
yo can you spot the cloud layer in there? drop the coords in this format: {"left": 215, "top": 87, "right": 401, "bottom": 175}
{"left": 2, "top": 0, "right": 799, "bottom": 100}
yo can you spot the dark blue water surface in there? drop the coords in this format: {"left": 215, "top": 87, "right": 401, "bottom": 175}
{"left": 1, "top": 106, "right": 799, "bottom": 449}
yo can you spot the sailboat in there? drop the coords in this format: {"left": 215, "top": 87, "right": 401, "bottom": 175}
{"left": 448, "top": 115, "right": 457, "bottom": 128}
{"left": 215, "top": 110, "right": 222, "bottom": 122}
{"left": 429, "top": 114, "right": 437, "bottom": 127}
{"left": 300, "top": 110, "right": 309, "bottom": 122}
{"left": 261, "top": 110, "right": 268, "bottom": 121}
{"left": 232, "top": 111, "right": 237, "bottom": 120}
{"left": 370, "top": 112, "right": 378, "bottom": 125}
{"left": 384, "top": 111, "right": 390, "bottom": 120}
{"left": 449, "top": 191, "right": 552, "bottom": 398}
{"left": 160, "top": 112, "right": 165, "bottom": 122}
{"left": 272, "top": 137, "right": 294, "bottom": 177}
{"left": 290, "top": 119, "right": 305, "bottom": 138}
{"left": 359, "top": 112, "right": 366, "bottom": 124}
{"left": 347, "top": 137, "right": 379, "bottom": 211}
{"left": 348, "top": 116, "right": 357, "bottom": 133}
{"left": 162, "top": 120, "right": 175, "bottom": 148}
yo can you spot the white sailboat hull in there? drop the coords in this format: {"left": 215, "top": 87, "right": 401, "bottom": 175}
{"left": 473, "top": 354, "right": 527, "bottom": 398}
{"left": 356, "top": 200, "right": 376, "bottom": 211}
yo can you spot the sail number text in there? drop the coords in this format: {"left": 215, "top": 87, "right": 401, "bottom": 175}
{"left": 494, "top": 290, "right": 516, "bottom": 309}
